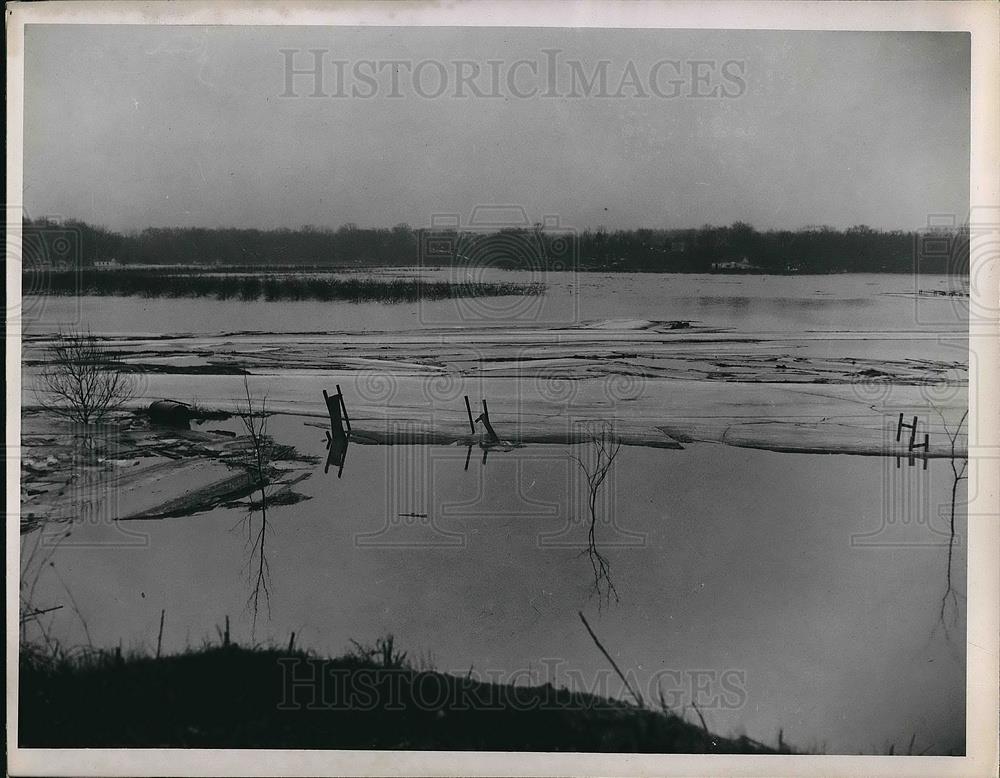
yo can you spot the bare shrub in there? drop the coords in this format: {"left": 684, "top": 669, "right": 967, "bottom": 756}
{"left": 35, "top": 330, "right": 137, "bottom": 425}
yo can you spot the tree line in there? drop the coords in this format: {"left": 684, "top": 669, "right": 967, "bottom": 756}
{"left": 22, "top": 217, "right": 968, "bottom": 274}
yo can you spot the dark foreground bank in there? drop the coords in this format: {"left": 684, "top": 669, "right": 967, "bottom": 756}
{"left": 19, "top": 642, "right": 783, "bottom": 752}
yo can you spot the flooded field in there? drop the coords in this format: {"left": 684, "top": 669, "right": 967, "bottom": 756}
{"left": 21, "top": 421, "right": 966, "bottom": 754}
{"left": 19, "top": 272, "right": 969, "bottom": 754}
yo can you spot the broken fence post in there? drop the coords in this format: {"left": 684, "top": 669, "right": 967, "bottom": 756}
{"left": 464, "top": 395, "right": 475, "bottom": 434}
{"left": 896, "top": 414, "right": 924, "bottom": 451}
{"left": 336, "top": 384, "right": 351, "bottom": 433}
{"left": 323, "top": 389, "right": 348, "bottom": 439}
{"left": 477, "top": 399, "right": 500, "bottom": 443}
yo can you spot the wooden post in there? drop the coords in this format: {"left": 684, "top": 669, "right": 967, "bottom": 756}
{"left": 325, "top": 428, "right": 350, "bottom": 477}
{"left": 224, "top": 615, "right": 230, "bottom": 647}
{"left": 897, "top": 414, "right": 922, "bottom": 451}
{"left": 288, "top": 632, "right": 296, "bottom": 653}
{"left": 477, "top": 399, "right": 500, "bottom": 443}
{"left": 464, "top": 443, "right": 472, "bottom": 471}
{"left": 464, "top": 395, "right": 475, "bottom": 434}
{"left": 156, "top": 609, "right": 165, "bottom": 659}
{"left": 323, "top": 389, "right": 347, "bottom": 439}
{"left": 337, "top": 384, "right": 351, "bottom": 433}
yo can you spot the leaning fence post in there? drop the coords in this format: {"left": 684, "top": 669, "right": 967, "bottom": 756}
{"left": 337, "top": 384, "right": 351, "bottom": 433}
{"left": 478, "top": 399, "right": 500, "bottom": 443}
{"left": 464, "top": 395, "right": 475, "bottom": 434}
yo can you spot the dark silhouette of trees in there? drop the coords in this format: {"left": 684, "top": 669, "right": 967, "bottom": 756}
{"left": 21, "top": 216, "right": 967, "bottom": 274}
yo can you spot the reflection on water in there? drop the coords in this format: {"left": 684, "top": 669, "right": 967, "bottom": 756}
{"left": 322, "top": 386, "right": 352, "bottom": 477}
{"left": 570, "top": 422, "right": 622, "bottom": 606}
{"left": 235, "top": 379, "right": 274, "bottom": 635}
{"left": 324, "top": 431, "right": 350, "bottom": 476}
{"left": 20, "top": 415, "right": 966, "bottom": 754}
{"left": 936, "top": 410, "right": 968, "bottom": 643}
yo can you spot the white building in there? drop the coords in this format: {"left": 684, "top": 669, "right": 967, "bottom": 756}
{"left": 710, "top": 256, "right": 758, "bottom": 271}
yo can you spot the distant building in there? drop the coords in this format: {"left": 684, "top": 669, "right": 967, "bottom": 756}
{"left": 93, "top": 258, "right": 120, "bottom": 269}
{"left": 710, "top": 256, "right": 759, "bottom": 272}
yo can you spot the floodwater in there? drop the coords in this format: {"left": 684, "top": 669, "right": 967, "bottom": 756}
{"left": 22, "top": 416, "right": 966, "bottom": 755}
{"left": 21, "top": 270, "right": 971, "bottom": 337}
{"left": 19, "top": 271, "right": 969, "bottom": 754}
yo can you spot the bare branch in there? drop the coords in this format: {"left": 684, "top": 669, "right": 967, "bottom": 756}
{"left": 35, "top": 329, "right": 137, "bottom": 426}
{"left": 234, "top": 376, "right": 274, "bottom": 638}
{"left": 574, "top": 422, "right": 622, "bottom": 606}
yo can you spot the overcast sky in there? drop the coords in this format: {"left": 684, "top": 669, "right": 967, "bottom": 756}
{"left": 24, "top": 26, "right": 969, "bottom": 232}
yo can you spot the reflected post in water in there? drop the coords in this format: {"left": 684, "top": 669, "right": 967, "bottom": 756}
{"left": 323, "top": 387, "right": 351, "bottom": 478}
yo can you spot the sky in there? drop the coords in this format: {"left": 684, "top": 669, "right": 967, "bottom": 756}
{"left": 23, "top": 25, "right": 970, "bottom": 233}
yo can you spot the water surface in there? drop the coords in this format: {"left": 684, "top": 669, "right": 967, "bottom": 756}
{"left": 24, "top": 416, "right": 966, "bottom": 755}
{"left": 22, "top": 271, "right": 970, "bottom": 336}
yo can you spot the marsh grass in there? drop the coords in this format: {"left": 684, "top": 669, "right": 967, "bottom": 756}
{"left": 40, "top": 269, "right": 545, "bottom": 303}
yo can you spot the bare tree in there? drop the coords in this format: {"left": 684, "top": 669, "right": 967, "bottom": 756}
{"left": 234, "top": 376, "right": 274, "bottom": 636}
{"left": 35, "top": 330, "right": 137, "bottom": 425}
{"left": 571, "top": 422, "right": 622, "bottom": 606}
